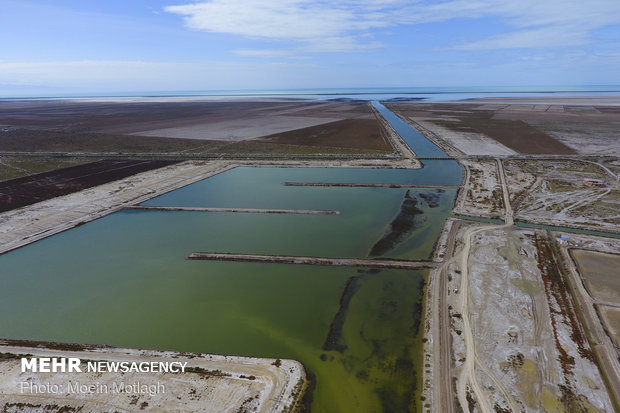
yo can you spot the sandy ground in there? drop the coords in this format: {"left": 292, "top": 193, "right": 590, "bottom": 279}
{"left": 453, "top": 160, "right": 504, "bottom": 219}
{"left": 531, "top": 121, "right": 620, "bottom": 155}
{"left": 506, "top": 160, "right": 620, "bottom": 232}
{"left": 133, "top": 116, "right": 341, "bottom": 141}
{"left": 445, "top": 225, "right": 613, "bottom": 412}
{"left": 0, "top": 342, "right": 304, "bottom": 412}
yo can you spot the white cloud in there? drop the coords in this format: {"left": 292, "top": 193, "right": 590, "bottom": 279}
{"left": 299, "top": 36, "right": 383, "bottom": 53}
{"left": 450, "top": 26, "right": 591, "bottom": 51}
{"left": 164, "top": 0, "right": 396, "bottom": 53}
{"left": 165, "top": 1, "right": 354, "bottom": 40}
{"left": 234, "top": 49, "right": 294, "bottom": 58}
{"left": 164, "top": 0, "right": 620, "bottom": 52}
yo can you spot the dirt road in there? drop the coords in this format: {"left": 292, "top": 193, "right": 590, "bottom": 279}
{"left": 454, "top": 159, "right": 517, "bottom": 413}
{"left": 496, "top": 158, "right": 514, "bottom": 225}
{"left": 431, "top": 220, "right": 461, "bottom": 413}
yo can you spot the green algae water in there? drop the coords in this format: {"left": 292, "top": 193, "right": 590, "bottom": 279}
{"left": 0, "top": 164, "right": 457, "bottom": 412}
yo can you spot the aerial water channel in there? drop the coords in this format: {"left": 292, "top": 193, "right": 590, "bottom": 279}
{"left": 0, "top": 103, "right": 461, "bottom": 412}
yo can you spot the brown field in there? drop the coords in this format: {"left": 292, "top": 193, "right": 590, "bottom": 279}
{"left": 0, "top": 100, "right": 387, "bottom": 154}
{"left": 391, "top": 98, "right": 620, "bottom": 155}
{"left": 132, "top": 115, "right": 341, "bottom": 141}
{"left": 571, "top": 249, "right": 620, "bottom": 304}
{"left": 257, "top": 118, "right": 391, "bottom": 151}
{"left": 386, "top": 102, "right": 576, "bottom": 154}
{"left": 599, "top": 306, "right": 620, "bottom": 349}
{"left": 0, "top": 159, "right": 177, "bottom": 212}
{"left": 0, "top": 129, "right": 222, "bottom": 153}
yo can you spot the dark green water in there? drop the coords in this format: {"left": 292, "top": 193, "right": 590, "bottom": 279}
{"left": 0, "top": 164, "right": 458, "bottom": 412}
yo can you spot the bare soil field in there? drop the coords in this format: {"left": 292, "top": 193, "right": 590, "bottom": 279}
{"left": 133, "top": 115, "right": 341, "bottom": 141}
{"left": 570, "top": 248, "right": 620, "bottom": 356}
{"left": 257, "top": 118, "right": 391, "bottom": 151}
{"left": 570, "top": 250, "right": 620, "bottom": 304}
{"left": 0, "top": 159, "right": 177, "bottom": 212}
{"left": 0, "top": 100, "right": 388, "bottom": 155}
{"left": 385, "top": 99, "right": 620, "bottom": 155}
{"left": 386, "top": 102, "right": 575, "bottom": 154}
{"left": 504, "top": 159, "right": 620, "bottom": 231}
{"left": 406, "top": 118, "right": 515, "bottom": 156}
{"left": 0, "top": 340, "right": 305, "bottom": 413}
{"left": 453, "top": 160, "right": 504, "bottom": 218}
{"left": 0, "top": 128, "right": 222, "bottom": 153}
{"left": 528, "top": 121, "right": 620, "bottom": 155}
{"left": 446, "top": 225, "right": 613, "bottom": 412}
{"left": 599, "top": 307, "right": 620, "bottom": 349}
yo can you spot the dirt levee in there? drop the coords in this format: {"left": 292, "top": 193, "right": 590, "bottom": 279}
{"left": 0, "top": 159, "right": 177, "bottom": 212}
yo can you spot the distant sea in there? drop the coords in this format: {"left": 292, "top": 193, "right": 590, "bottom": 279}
{"left": 3, "top": 86, "right": 620, "bottom": 102}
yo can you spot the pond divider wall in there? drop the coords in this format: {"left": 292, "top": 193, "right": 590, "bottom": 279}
{"left": 187, "top": 252, "right": 438, "bottom": 269}
{"left": 127, "top": 206, "right": 340, "bottom": 215}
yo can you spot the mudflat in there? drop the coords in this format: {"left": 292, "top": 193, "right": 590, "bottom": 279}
{"left": 571, "top": 249, "right": 620, "bottom": 304}
{"left": 0, "top": 100, "right": 388, "bottom": 154}
{"left": 386, "top": 97, "right": 620, "bottom": 155}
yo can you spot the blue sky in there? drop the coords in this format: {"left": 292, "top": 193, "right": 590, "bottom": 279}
{"left": 1, "top": 0, "right": 620, "bottom": 95}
